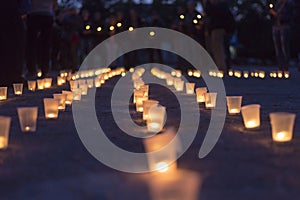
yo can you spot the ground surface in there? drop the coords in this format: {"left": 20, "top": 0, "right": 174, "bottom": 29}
{"left": 0, "top": 67, "right": 300, "bottom": 200}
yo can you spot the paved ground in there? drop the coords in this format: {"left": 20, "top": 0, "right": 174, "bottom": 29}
{"left": 0, "top": 66, "right": 300, "bottom": 200}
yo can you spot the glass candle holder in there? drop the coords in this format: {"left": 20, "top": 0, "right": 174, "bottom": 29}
{"left": 27, "top": 80, "right": 36, "bottom": 91}
{"left": 226, "top": 96, "right": 242, "bottom": 114}
{"left": 37, "top": 79, "right": 44, "bottom": 90}
{"left": 72, "top": 89, "right": 82, "bottom": 101}
{"left": 270, "top": 112, "right": 296, "bottom": 142}
{"left": 53, "top": 94, "right": 67, "bottom": 110}
{"left": 0, "top": 116, "right": 11, "bottom": 149}
{"left": 17, "top": 107, "right": 38, "bottom": 132}
{"left": 147, "top": 105, "right": 166, "bottom": 132}
{"left": 43, "top": 98, "right": 59, "bottom": 119}
{"left": 62, "top": 91, "right": 73, "bottom": 105}
{"left": 0, "top": 87, "right": 8, "bottom": 100}
{"left": 43, "top": 78, "right": 52, "bottom": 88}
{"left": 143, "top": 100, "right": 159, "bottom": 120}
{"left": 205, "top": 93, "right": 217, "bottom": 109}
{"left": 13, "top": 83, "right": 23, "bottom": 95}
{"left": 196, "top": 87, "right": 207, "bottom": 103}
{"left": 185, "top": 83, "right": 195, "bottom": 95}
{"left": 241, "top": 104, "right": 261, "bottom": 129}
{"left": 143, "top": 129, "right": 177, "bottom": 172}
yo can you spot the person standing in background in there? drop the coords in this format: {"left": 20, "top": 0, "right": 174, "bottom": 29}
{"left": 26, "top": 0, "right": 57, "bottom": 78}
{"left": 0, "top": 0, "right": 26, "bottom": 86}
{"left": 205, "top": 0, "right": 233, "bottom": 71}
{"left": 270, "top": 0, "right": 295, "bottom": 72}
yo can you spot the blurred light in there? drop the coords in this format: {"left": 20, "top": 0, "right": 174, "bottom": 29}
{"left": 193, "top": 19, "right": 198, "bottom": 24}
{"left": 117, "top": 22, "right": 122, "bottom": 28}
{"left": 149, "top": 31, "right": 155, "bottom": 36}
{"left": 85, "top": 25, "right": 91, "bottom": 30}
{"left": 197, "top": 14, "right": 202, "bottom": 19}
{"left": 269, "top": 4, "right": 274, "bottom": 9}
{"left": 109, "top": 26, "right": 114, "bottom": 31}
{"left": 97, "top": 27, "right": 102, "bottom": 32}
{"left": 129, "top": 26, "right": 134, "bottom": 32}
{"left": 179, "top": 14, "right": 185, "bottom": 20}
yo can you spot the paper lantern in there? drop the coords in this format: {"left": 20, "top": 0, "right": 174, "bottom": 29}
{"left": 80, "top": 84, "right": 88, "bottom": 95}
{"left": 17, "top": 107, "right": 38, "bottom": 132}
{"left": 37, "top": 79, "right": 44, "bottom": 90}
{"left": 270, "top": 112, "right": 296, "bottom": 142}
{"left": 27, "top": 80, "right": 36, "bottom": 91}
{"left": 241, "top": 104, "right": 261, "bottom": 129}
{"left": 140, "top": 85, "right": 149, "bottom": 97}
{"left": 147, "top": 105, "right": 166, "bottom": 132}
{"left": 87, "top": 79, "right": 94, "bottom": 88}
{"left": 166, "top": 76, "right": 174, "bottom": 86}
{"left": 185, "top": 83, "right": 195, "bottom": 95}
{"left": 0, "top": 116, "right": 11, "bottom": 149}
{"left": 205, "top": 93, "right": 217, "bottom": 108}
{"left": 72, "top": 89, "right": 82, "bottom": 101}
{"left": 62, "top": 91, "right": 73, "bottom": 105}
{"left": 243, "top": 71, "right": 249, "bottom": 78}
{"left": 193, "top": 70, "right": 201, "bottom": 78}
{"left": 13, "top": 83, "right": 23, "bottom": 95}
{"left": 226, "top": 96, "right": 242, "bottom": 114}
{"left": 174, "top": 78, "right": 184, "bottom": 92}
{"left": 0, "top": 87, "right": 8, "bottom": 100}
{"left": 135, "top": 95, "right": 148, "bottom": 112}
{"left": 43, "top": 98, "right": 59, "bottom": 119}
{"left": 143, "top": 129, "right": 177, "bottom": 172}
{"left": 57, "top": 76, "right": 64, "bottom": 86}
{"left": 53, "top": 94, "right": 67, "bottom": 110}
{"left": 143, "top": 100, "right": 159, "bottom": 120}
{"left": 43, "top": 78, "right": 52, "bottom": 88}
{"left": 196, "top": 87, "right": 207, "bottom": 103}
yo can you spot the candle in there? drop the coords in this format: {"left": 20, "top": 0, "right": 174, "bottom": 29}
{"left": 13, "top": 83, "right": 23, "bottom": 95}
{"left": 37, "top": 79, "right": 44, "bottom": 90}
{"left": 62, "top": 91, "right": 73, "bottom": 105}
{"left": 0, "top": 87, "right": 7, "bottom": 101}
{"left": 17, "top": 107, "right": 38, "bottom": 132}
{"left": 43, "top": 98, "right": 59, "bottom": 119}
{"left": 196, "top": 87, "right": 207, "bottom": 103}
{"left": 27, "top": 80, "right": 36, "bottom": 91}
{"left": 147, "top": 105, "right": 166, "bottom": 132}
{"left": 143, "top": 100, "right": 159, "bottom": 121}
{"left": 270, "top": 112, "right": 296, "bottom": 142}
{"left": 0, "top": 116, "right": 11, "bottom": 149}
{"left": 241, "top": 104, "right": 261, "bottom": 129}
{"left": 43, "top": 78, "right": 52, "bottom": 88}
{"left": 72, "top": 89, "right": 82, "bottom": 101}
{"left": 205, "top": 93, "right": 217, "bottom": 109}
{"left": 185, "top": 83, "right": 195, "bottom": 95}
{"left": 53, "top": 94, "right": 67, "bottom": 110}
{"left": 226, "top": 96, "right": 242, "bottom": 114}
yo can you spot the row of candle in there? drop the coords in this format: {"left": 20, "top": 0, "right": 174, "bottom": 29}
{"left": 0, "top": 68, "right": 125, "bottom": 150}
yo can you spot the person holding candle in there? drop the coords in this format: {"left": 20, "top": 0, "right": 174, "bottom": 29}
{"left": 270, "top": 0, "right": 295, "bottom": 72}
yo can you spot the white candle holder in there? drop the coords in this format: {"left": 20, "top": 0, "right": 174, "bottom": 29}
{"left": 270, "top": 112, "right": 296, "bottom": 142}
{"left": 143, "top": 100, "right": 159, "bottom": 120}
{"left": 13, "top": 83, "right": 23, "bottom": 95}
{"left": 147, "top": 105, "right": 166, "bottom": 132}
{"left": 37, "top": 79, "right": 44, "bottom": 90}
{"left": 196, "top": 87, "right": 207, "bottom": 103}
{"left": 43, "top": 78, "right": 52, "bottom": 88}
{"left": 226, "top": 96, "right": 242, "bottom": 114}
{"left": 143, "top": 129, "right": 177, "bottom": 173}
{"left": 0, "top": 116, "right": 11, "bottom": 149}
{"left": 62, "top": 91, "right": 73, "bottom": 105}
{"left": 0, "top": 87, "right": 8, "bottom": 100}
{"left": 27, "top": 80, "right": 36, "bottom": 91}
{"left": 53, "top": 94, "right": 67, "bottom": 110}
{"left": 241, "top": 104, "right": 261, "bottom": 129}
{"left": 43, "top": 98, "right": 59, "bottom": 119}
{"left": 205, "top": 93, "right": 217, "bottom": 109}
{"left": 72, "top": 89, "right": 82, "bottom": 101}
{"left": 17, "top": 107, "right": 38, "bottom": 132}
{"left": 185, "top": 83, "right": 195, "bottom": 95}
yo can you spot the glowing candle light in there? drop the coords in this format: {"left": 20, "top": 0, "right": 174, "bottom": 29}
{"left": 17, "top": 107, "right": 38, "bottom": 132}
{"left": 37, "top": 79, "right": 44, "bottom": 90}
{"left": 27, "top": 80, "right": 36, "bottom": 91}
{"left": 13, "top": 83, "right": 23, "bottom": 95}
{"left": 226, "top": 96, "right": 242, "bottom": 114}
{"left": 185, "top": 83, "right": 195, "bottom": 95}
{"left": 241, "top": 104, "right": 261, "bottom": 129}
{"left": 43, "top": 98, "right": 59, "bottom": 119}
{"left": 62, "top": 91, "right": 73, "bottom": 105}
{"left": 270, "top": 112, "right": 296, "bottom": 142}
{"left": 196, "top": 87, "right": 207, "bottom": 103}
{"left": 147, "top": 105, "right": 166, "bottom": 133}
{"left": 0, "top": 87, "right": 7, "bottom": 100}
{"left": 0, "top": 116, "right": 11, "bottom": 149}
{"left": 143, "top": 100, "right": 159, "bottom": 121}
{"left": 53, "top": 94, "right": 67, "bottom": 110}
{"left": 205, "top": 93, "right": 217, "bottom": 109}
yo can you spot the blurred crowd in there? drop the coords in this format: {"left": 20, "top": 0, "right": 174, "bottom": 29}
{"left": 0, "top": 0, "right": 295, "bottom": 86}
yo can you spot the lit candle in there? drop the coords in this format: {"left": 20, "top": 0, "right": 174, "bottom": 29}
{"left": 17, "top": 107, "right": 38, "bottom": 132}
{"left": 270, "top": 112, "right": 296, "bottom": 142}
{"left": 0, "top": 87, "right": 7, "bottom": 100}
{"left": 196, "top": 87, "right": 207, "bottom": 103}
{"left": 0, "top": 116, "right": 11, "bottom": 149}
{"left": 185, "top": 83, "right": 195, "bottom": 95}
{"left": 241, "top": 104, "right": 261, "bottom": 129}
{"left": 205, "top": 93, "right": 217, "bottom": 109}
{"left": 13, "top": 83, "right": 23, "bottom": 95}
{"left": 226, "top": 96, "right": 242, "bottom": 114}
{"left": 27, "top": 80, "right": 36, "bottom": 91}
